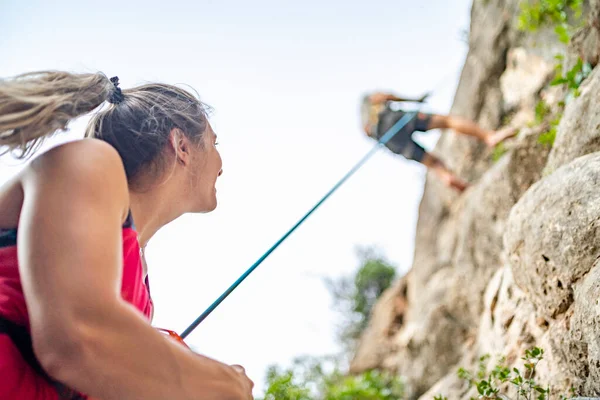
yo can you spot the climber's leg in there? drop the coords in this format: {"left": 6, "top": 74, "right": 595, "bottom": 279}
{"left": 427, "top": 114, "right": 517, "bottom": 147}
{"left": 486, "top": 125, "right": 519, "bottom": 147}
{"left": 421, "top": 153, "right": 468, "bottom": 192}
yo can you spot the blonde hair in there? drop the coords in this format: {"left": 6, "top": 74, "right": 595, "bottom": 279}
{"left": 0, "top": 71, "right": 209, "bottom": 184}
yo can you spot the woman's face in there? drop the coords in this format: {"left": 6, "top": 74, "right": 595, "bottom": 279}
{"left": 188, "top": 122, "right": 223, "bottom": 213}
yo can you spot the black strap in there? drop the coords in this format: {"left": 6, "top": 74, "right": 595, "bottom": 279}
{"left": 0, "top": 315, "right": 49, "bottom": 378}
{"left": 0, "top": 315, "right": 86, "bottom": 399}
{"left": 122, "top": 210, "right": 135, "bottom": 230}
{"left": 0, "top": 210, "right": 134, "bottom": 250}
{"left": 0, "top": 228, "right": 17, "bottom": 248}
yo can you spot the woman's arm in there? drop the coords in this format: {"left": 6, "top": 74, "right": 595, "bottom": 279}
{"left": 369, "top": 92, "right": 430, "bottom": 104}
{"left": 18, "top": 139, "right": 252, "bottom": 400}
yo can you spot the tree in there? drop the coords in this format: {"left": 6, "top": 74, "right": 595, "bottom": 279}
{"left": 257, "top": 248, "right": 402, "bottom": 399}
{"left": 257, "top": 355, "right": 404, "bottom": 400}
{"left": 326, "top": 247, "right": 397, "bottom": 349}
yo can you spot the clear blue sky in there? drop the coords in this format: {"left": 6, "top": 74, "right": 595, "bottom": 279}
{"left": 1, "top": 0, "right": 472, "bottom": 392}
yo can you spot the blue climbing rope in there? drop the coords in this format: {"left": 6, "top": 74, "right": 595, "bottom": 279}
{"left": 180, "top": 111, "right": 418, "bottom": 339}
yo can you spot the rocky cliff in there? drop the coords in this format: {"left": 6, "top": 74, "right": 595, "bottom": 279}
{"left": 350, "top": 0, "right": 600, "bottom": 398}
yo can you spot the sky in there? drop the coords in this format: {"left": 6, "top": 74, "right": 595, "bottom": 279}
{"left": 0, "top": 0, "right": 472, "bottom": 393}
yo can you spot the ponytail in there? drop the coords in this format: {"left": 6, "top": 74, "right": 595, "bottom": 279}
{"left": 0, "top": 70, "right": 209, "bottom": 186}
{"left": 0, "top": 71, "right": 113, "bottom": 157}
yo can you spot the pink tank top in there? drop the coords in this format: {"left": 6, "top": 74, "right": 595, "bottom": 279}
{"left": 0, "top": 213, "right": 153, "bottom": 399}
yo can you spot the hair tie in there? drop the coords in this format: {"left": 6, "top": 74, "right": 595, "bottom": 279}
{"left": 108, "top": 76, "right": 125, "bottom": 104}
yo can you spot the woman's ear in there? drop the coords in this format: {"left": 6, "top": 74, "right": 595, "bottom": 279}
{"left": 169, "top": 128, "right": 190, "bottom": 166}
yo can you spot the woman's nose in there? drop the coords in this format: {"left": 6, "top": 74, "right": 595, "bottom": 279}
{"left": 218, "top": 169, "right": 223, "bottom": 177}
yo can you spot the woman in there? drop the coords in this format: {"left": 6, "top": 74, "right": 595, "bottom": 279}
{"left": 361, "top": 91, "right": 517, "bottom": 191}
{"left": 0, "top": 72, "right": 254, "bottom": 399}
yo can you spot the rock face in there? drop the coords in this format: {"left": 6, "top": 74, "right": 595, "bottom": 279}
{"left": 545, "top": 67, "right": 600, "bottom": 173}
{"left": 506, "top": 154, "right": 600, "bottom": 319}
{"left": 350, "top": 274, "right": 409, "bottom": 372}
{"left": 350, "top": 0, "right": 600, "bottom": 398}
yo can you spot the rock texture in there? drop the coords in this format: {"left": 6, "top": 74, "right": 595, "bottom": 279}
{"left": 350, "top": 0, "right": 600, "bottom": 398}
{"left": 350, "top": 274, "right": 409, "bottom": 372}
{"left": 545, "top": 67, "right": 600, "bottom": 173}
{"left": 506, "top": 154, "right": 600, "bottom": 319}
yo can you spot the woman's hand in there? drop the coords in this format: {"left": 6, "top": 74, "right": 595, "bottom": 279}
{"left": 230, "top": 365, "right": 254, "bottom": 399}
{"left": 417, "top": 92, "right": 431, "bottom": 103}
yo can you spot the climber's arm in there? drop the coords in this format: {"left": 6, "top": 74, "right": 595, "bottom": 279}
{"left": 369, "top": 92, "right": 429, "bottom": 105}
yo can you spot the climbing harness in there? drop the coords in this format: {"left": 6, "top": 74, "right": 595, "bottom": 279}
{"left": 180, "top": 111, "right": 419, "bottom": 339}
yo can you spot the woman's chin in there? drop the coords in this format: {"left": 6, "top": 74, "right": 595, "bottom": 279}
{"left": 198, "top": 196, "right": 218, "bottom": 213}
{"left": 206, "top": 200, "right": 218, "bottom": 212}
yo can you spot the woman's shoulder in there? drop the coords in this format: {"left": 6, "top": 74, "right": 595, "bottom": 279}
{"left": 24, "top": 139, "right": 130, "bottom": 213}
{"left": 28, "top": 139, "right": 124, "bottom": 179}
{"left": 33, "top": 138, "right": 120, "bottom": 165}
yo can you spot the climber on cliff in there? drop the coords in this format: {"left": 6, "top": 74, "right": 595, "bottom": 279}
{"left": 361, "top": 91, "right": 518, "bottom": 192}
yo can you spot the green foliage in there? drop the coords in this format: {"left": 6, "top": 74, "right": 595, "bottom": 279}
{"left": 491, "top": 143, "right": 508, "bottom": 163}
{"left": 261, "top": 251, "right": 401, "bottom": 399}
{"left": 530, "top": 98, "right": 563, "bottom": 149}
{"left": 324, "top": 370, "right": 404, "bottom": 400}
{"left": 260, "top": 250, "right": 401, "bottom": 400}
{"left": 258, "top": 356, "right": 404, "bottom": 400}
{"left": 261, "top": 366, "right": 312, "bottom": 400}
{"left": 517, "top": 0, "right": 583, "bottom": 43}
{"left": 551, "top": 56, "right": 593, "bottom": 98}
{"left": 439, "top": 347, "right": 577, "bottom": 400}
{"left": 533, "top": 100, "right": 551, "bottom": 126}
{"left": 538, "top": 131, "right": 555, "bottom": 147}
{"left": 530, "top": 99, "right": 563, "bottom": 149}
{"left": 537, "top": 115, "right": 561, "bottom": 147}
{"left": 353, "top": 256, "right": 396, "bottom": 319}
{"left": 517, "top": 1, "right": 589, "bottom": 151}
{"left": 327, "top": 248, "right": 397, "bottom": 348}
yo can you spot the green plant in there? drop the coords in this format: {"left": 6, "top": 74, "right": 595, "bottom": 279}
{"left": 511, "top": 347, "right": 549, "bottom": 399}
{"left": 517, "top": 0, "right": 589, "bottom": 145}
{"left": 327, "top": 247, "right": 397, "bottom": 348}
{"left": 538, "top": 112, "right": 562, "bottom": 147}
{"left": 533, "top": 100, "right": 551, "bottom": 126}
{"left": 517, "top": 0, "right": 584, "bottom": 43}
{"left": 257, "top": 356, "right": 404, "bottom": 400}
{"left": 261, "top": 366, "right": 312, "bottom": 400}
{"left": 551, "top": 56, "right": 593, "bottom": 98}
{"left": 439, "top": 347, "right": 578, "bottom": 400}
{"left": 324, "top": 370, "right": 404, "bottom": 400}
{"left": 491, "top": 143, "right": 508, "bottom": 162}
{"left": 538, "top": 128, "right": 557, "bottom": 147}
